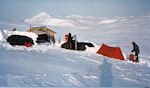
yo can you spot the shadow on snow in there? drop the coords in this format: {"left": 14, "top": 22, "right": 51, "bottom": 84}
{"left": 99, "top": 58, "right": 113, "bottom": 87}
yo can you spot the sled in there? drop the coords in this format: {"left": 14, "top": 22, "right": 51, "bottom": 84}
{"left": 61, "top": 40, "right": 94, "bottom": 51}
{"left": 61, "top": 34, "right": 94, "bottom": 51}
{"left": 129, "top": 54, "right": 137, "bottom": 62}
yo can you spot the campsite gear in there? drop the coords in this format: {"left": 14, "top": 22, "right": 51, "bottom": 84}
{"left": 61, "top": 41, "right": 86, "bottom": 51}
{"left": 24, "top": 43, "right": 32, "bottom": 47}
{"left": 61, "top": 33, "right": 94, "bottom": 51}
{"left": 58, "top": 37, "right": 61, "bottom": 43}
{"left": 65, "top": 42, "right": 72, "bottom": 50}
{"left": 7, "top": 35, "right": 34, "bottom": 46}
{"left": 65, "top": 34, "right": 69, "bottom": 42}
{"left": 81, "top": 42, "right": 94, "bottom": 47}
{"left": 61, "top": 40, "right": 94, "bottom": 51}
{"left": 27, "top": 26, "right": 56, "bottom": 44}
{"left": 69, "top": 43, "right": 72, "bottom": 49}
{"left": 36, "top": 34, "right": 50, "bottom": 43}
{"left": 74, "top": 35, "right": 77, "bottom": 50}
{"left": 97, "top": 43, "right": 124, "bottom": 60}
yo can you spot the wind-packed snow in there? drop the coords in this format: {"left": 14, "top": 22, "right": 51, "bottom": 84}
{"left": 0, "top": 12, "right": 150, "bottom": 87}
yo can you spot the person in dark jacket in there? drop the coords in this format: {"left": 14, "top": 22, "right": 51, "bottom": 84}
{"left": 131, "top": 42, "right": 140, "bottom": 62}
{"left": 67, "top": 33, "right": 75, "bottom": 49}
{"left": 68, "top": 33, "right": 72, "bottom": 43}
{"left": 67, "top": 33, "right": 73, "bottom": 49}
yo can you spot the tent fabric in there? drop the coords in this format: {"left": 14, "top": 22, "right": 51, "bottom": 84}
{"left": 97, "top": 43, "right": 124, "bottom": 60}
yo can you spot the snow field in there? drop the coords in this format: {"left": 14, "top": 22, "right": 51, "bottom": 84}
{"left": 0, "top": 12, "right": 150, "bottom": 87}
{"left": 0, "top": 39, "right": 150, "bottom": 87}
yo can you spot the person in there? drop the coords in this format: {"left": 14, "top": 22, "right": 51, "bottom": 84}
{"left": 67, "top": 33, "right": 72, "bottom": 49}
{"left": 131, "top": 42, "right": 140, "bottom": 62}
{"left": 67, "top": 33, "right": 75, "bottom": 49}
{"left": 68, "top": 33, "right": 72, "bottom": 43}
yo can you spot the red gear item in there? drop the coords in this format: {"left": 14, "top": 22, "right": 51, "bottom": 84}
{"left": 65, "top": 35, "right": 69, "bottom": 42}
{"left": 129, "top": 54, "right": 137, "bottom": 62}
{"left": 70, "top": 43, "right": 72, "bottom": 50}
{"left": 24, "top": 43, "right": 32, "bottom": 47}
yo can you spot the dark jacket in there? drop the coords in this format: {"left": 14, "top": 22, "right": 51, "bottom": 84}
{"left": 131, "top": 42, "right": 139, "bottom": 55}
{"left": 68, "top": 33, "right": 72, "bottom": 42}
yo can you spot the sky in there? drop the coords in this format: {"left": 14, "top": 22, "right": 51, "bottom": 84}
{"left": 0, "top": 0, "right": 150, "bottom": 21}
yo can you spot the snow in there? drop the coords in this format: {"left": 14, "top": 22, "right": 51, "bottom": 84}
{"left": 25, "top": 12, "right": 75, "bottom": 28}
{"left": 98, "top": 19, "right": 118, "bottom": 24}
{"left": 0, "top": 12, "right": 150, "bottom": 87}
{"left": 0, "top": 32, "right": 3, "bottom": 41}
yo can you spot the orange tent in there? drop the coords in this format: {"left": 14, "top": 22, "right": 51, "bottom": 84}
{"left": 97, "top": 43, "right": 124, "bottom": 60}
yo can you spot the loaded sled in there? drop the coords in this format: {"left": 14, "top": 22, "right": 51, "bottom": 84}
{"left": 61, "top": 40, "right": 94, "bottom": 51}
{"left": 5, "top": 26, "right": 56, "bottom": 47}
{"left": 3, "top": 30, "right": 37, "bottom": 47}
{"left": 7, "top": 35, "right": 34, "bottom": 47}
{"left": 61, "top": 34, "right": 94, "bottom": 51}
{"left": 27, "top": 26, "right": 56, "bottom": 44}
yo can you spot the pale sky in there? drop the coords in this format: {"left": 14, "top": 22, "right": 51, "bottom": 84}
{"left": 0, "top": 0, "right": 150, "bottom": 21}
